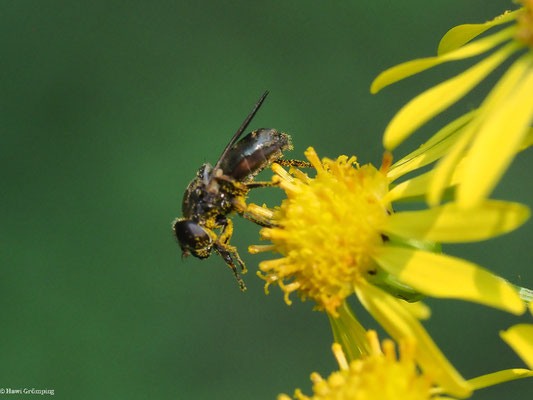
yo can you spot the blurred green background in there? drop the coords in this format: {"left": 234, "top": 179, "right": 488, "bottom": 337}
{"left": 1, "top": 1, "right": 532, "bottom": 399}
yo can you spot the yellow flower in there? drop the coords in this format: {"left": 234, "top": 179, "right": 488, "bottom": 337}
{"left": 371, "top": 2, "right": 533, "bottom": 207}
{"left": 279, "top": 331, "right": 432, "bottom": 400}
{"left": 249, "top": 147, "right": 529, "bottom": 397}
{"left": 279, "top": 331, "right": 533, "bottom": 400}
{"left": 501, "top": 302, "right": 533, "bottom": 369}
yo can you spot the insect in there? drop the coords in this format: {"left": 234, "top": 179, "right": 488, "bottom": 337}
{"left": 172, "top": 91, "right": 309, "bottom": 291}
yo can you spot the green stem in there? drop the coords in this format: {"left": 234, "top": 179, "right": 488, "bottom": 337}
{"left": 327, "top": 301, "right": 371, "bottom": 362}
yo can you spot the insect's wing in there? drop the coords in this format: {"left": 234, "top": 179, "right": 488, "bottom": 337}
{"left": 218, "top": 128, "right": 291, "bottom": 181}
{"left": 211, "top": 91, "right": 269, "bottom": 177}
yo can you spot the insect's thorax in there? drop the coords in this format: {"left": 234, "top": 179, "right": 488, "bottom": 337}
{"left": 181, "top": 164, "right": 248, "bottom": 227}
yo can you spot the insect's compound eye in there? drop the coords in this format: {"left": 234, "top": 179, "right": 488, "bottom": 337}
{"left": 172, "top": 220, "right": 212, "bottom": 259}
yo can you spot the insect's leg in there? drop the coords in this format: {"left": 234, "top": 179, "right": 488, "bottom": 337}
{"left": 233, "top": 197, "right": 275, "bottom": 228}
{"left": 218, "top": 218, "right": 233, "bottom": 245}
{"left": 241, "top": 212, "right": 274, "bottom": 227}
{"left": 228, "top": 244, "right": 246, "bottom": 274}
{"left": 241, "top": 205, "right": 277, "bottom": 227}
{"left": 245, "top": 181, "right": 278, "bottom": 189}
{"left": 275, "top": 159, "right": 313, "bottom": 168}
{"left": 214, "top": 174, "right": 252, "bottom": 192}
{"left": 218, "top": 219, "right": 247, "bottom": 274}
{"left": 213, "top": 241, "right": 247, "bottom": 291}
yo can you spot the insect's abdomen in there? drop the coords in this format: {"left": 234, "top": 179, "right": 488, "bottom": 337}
{"left": 219, "top": 128, "right": 292, "bottom": 182}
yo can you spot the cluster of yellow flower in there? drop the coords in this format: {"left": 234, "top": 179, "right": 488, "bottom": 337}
{"left": 248, "top": 2, "right": 533, "bottom": 399}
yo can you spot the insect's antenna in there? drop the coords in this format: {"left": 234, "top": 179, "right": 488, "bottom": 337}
{"left": 211, "top": 91, "right": 269, "bottom": 175}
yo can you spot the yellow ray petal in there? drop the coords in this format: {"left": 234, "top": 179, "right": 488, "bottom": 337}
{"left": 371, "top": 26, "right": 515, "bottom": 94}
{"left": 383, "top": 200, "right": 530, "bottom": 242}
{"left": 428, "top": 125, "right": 477, "bottom": 206}
{"left": 438, "top": 10, "right": 522, "bottom": 54}
{"left": 458, "top": 60, "right": 533, "bottom": 207}
{"left": 387, "top": 158, "right": 465, "bottom": 202}
{"left": 372, "top": 246, "right": 526, "bottom": 315}
{"left": 388, "top": 111, "right": 474, "bottom": 181}
{"left": 501, "top": 324, "right": 533, "bottom": 368}
{"left": 428, "top": 50, "right": 529, "bottom": 206}
{"left": 467, "top": 368, "right": 533, "bottom": 390}
{"left": 519, "top": 127, "right": 533, "bottom": 150}
{"left": 355, "top": 282, "right": 472, "bottom": 398}
{"left": 388, "top": 172, "right": 434, "bottom": 202}
{"left": 383, "top": 42, "right": 519, "bottom": 150}
{"left": 402, "top": 300, "right": 431, "bottom": 320}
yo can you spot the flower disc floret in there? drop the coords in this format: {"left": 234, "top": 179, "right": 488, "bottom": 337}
{"left": 279, "top": 331, "right": 433, "bottom": 400}
{"left": 257, "top": 148, "right": 390, "bottom": 313}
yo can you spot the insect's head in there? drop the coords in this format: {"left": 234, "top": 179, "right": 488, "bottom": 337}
{"left": 172, "top": 218, "right": 213, "bottom": 259}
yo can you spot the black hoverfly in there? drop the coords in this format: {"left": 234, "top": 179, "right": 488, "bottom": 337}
{"left": 172, "top": 92, "right": 309, "bottom": 291}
